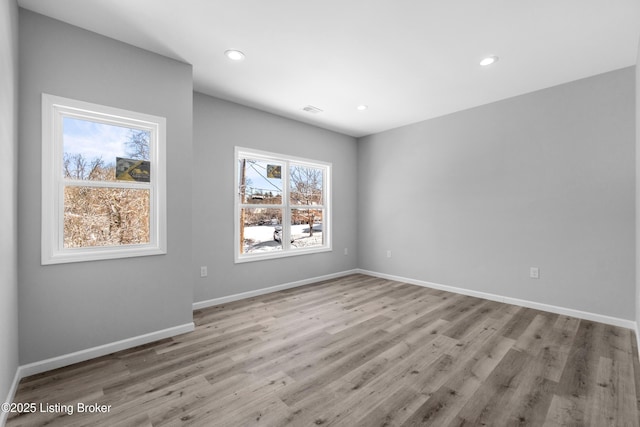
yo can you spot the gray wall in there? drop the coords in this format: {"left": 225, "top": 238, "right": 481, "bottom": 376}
{"left": 192, "top": 93, "right": 358, "bottom": 303}
{"left": 358, "top": 68, "right": 636, "bottom": 320}
{"left": 636, "top": 43, "right": 640, "bottom": 328}
{"left": 0, "top": 0, "right": 19, "bottom": 408}
{"left": 18, "top": 10, "right": 194, "bottom": 364}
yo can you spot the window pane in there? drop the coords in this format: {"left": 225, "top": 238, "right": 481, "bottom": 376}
{"left": 63, "top": 117, "right": 150, "bottom": 182}
{"left": 238, "top": 158, "right": 283, "bottom": 204}
{"left": 291, "top": 209, "right": 323, "bottom": 249}
{"left": 290, "top": 165, "right": 323, "bottom": 205}
{"left": 240, "top": 208, "right": 283, "bottom": 253}
{"left": 63, "top": 186, "right": 150, "bottom": 248}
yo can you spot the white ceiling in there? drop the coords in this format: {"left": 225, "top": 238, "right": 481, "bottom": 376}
{"left": 17, "top": 0, "right": 640, "bottom": 137}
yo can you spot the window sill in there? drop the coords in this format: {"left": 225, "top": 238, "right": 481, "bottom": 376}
{"left": 234, "top": 246, "right": 332, "bottom": 264}
{"left": 42, "top": 245, "right": 166, "bottom": 265}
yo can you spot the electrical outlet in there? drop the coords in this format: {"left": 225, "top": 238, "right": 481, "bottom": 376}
{"left": 387, "top": 250, "right": 392, "bottom": 258}
{"left": 344, "top": 248, "right": 348, "bottom": 255}
{"left": 530, "top": 267, "right": 539, "bottom": 279}
{"left": 200, "top": 266, "right": 208, "bottom": 278}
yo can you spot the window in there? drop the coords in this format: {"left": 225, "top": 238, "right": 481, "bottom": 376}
{"left": 42, "top": 94, "right": 166, "bottom": 264}
{"left": 235, "top": 147, "right": 331, "bottom": 262}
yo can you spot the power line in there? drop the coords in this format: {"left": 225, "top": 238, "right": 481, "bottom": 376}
{"left": 248, "top": 162, "right": 282, "bottom": 192}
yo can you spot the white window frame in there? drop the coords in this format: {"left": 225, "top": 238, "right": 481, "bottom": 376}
{"left": 42, "top": 93, "right": 167, "bottom": 265}
{"left": 235, "top": 147, "right": 332, "bottom": 263}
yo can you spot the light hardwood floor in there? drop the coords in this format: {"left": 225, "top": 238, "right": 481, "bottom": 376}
{"left": 7, "top": 274, "right": 640, "bottom": 426}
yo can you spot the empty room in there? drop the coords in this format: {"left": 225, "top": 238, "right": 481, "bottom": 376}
{"left": 2, "top": 0, "right": 640, "bottom": 426}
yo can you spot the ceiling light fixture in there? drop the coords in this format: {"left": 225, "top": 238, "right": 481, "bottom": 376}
{"left": 356, "top": 105, "right": 368, "bottom": 111}
{"left": 225, "top": 49, "right": 245, "bottom": 61}
{"left": 480, "top": 55, "right": 499, "bottom": 66}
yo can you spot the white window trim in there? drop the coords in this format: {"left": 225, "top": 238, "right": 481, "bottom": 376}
{"left": 42, "top": 93, "right": 167, "bottom": 265}
{"left": 234, "top": 146, "right": 332, "bottom": 263}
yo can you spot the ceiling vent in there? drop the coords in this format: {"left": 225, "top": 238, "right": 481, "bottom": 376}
{"left": 302, "top": 105, "right": 323, "bottom": 114}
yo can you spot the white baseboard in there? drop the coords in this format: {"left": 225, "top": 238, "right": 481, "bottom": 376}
{"left": 1, "top": 322, "right": 192, "bottom": 426}
{"left": 1, "top": 368, "right": 22, "bottom": 426}
{"left": 193, "top": 269, "right": 359, "bottom": 310}
{"left": 17, "top": 322, "right": 194, "bottom": 380}
{"left": 357, "top": 269, "right": 637, "bottom": 330}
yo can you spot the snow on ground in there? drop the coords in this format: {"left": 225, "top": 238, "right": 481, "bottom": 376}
{"left": 243, "top": 224, "right": 323, "bottom": 253}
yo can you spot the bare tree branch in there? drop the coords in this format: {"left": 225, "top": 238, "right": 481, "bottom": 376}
{"left": 126, "top": 130, "right": 150, "bottom": 160}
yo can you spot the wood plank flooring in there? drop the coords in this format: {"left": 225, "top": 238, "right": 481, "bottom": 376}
{"left": 7, "top": 274, "right": 640, "bottom": 426}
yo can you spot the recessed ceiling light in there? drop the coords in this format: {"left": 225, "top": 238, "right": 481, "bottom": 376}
{"left": 356, "top": 105, "right": 368, "bottom": 111}
{"left": 225, "top": 49, "right": 245, "bottom": 61}
{"left": 480, "top": 55, "right": 499, "bottom": 66}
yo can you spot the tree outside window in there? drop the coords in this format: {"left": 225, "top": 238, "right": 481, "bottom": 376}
{"left": 42, "top": 94, "right": 166, "bottom": 264}
{"left": 235, "top": 148, "right": 331, "bottom": 262}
